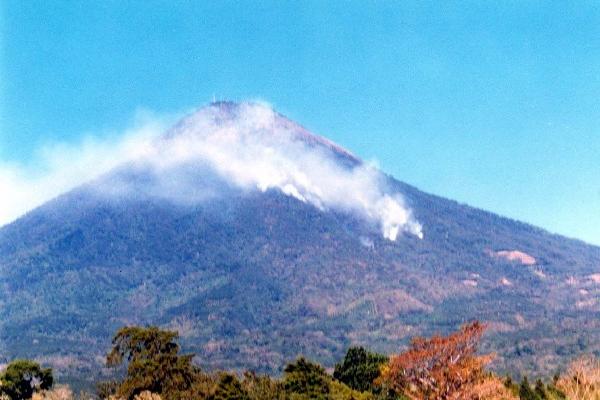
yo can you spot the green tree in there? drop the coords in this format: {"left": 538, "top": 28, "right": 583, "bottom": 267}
{"left": 528, "top": 378, "right": 567, "bottom": 400}
{"left": 96, "top": 379, "right": 119, "bottom": 399}
{"left": 534, "top": 379, "right": 549, "bottom": 400}
{"left": 519, "top": 376, "right": 541, "bottom": 400}
{"left": 333, "top": 346, "right": 387, "bottom": 393}
{"left": 0, "top": 359, "right": 53, "bottom": 400}
{"left": 106, "top": 326, "right": 197, "bottom": 400}
{"left": 241, "top": 372, "right": 285, "bottom": 400}
{"left": 283, "top": 357, "right": 330, "bottom": 399}
{"left": 211, "top": 374, "right": 249, "bottom": 400}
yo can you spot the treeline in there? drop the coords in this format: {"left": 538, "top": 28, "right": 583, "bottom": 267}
{"left": 1, "top": 322, "right": 599, "bottom": 400}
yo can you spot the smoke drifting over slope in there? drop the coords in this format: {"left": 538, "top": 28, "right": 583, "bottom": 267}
{"left": 0, "top": 111, "right": 172, "bottom": 228}
{"left": 122, "top": 102, "right": 422, "bottom": 240}
{"left": 1, "top": 102, "right": 423, "bottom": 240}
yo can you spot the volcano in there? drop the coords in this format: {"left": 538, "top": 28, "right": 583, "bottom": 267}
{"left": 0, "top": 102, "right": 598, "bottom": 386}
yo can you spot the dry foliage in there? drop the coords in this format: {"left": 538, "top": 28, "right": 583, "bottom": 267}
{"left": 556, "top": 355, "right": 600, "bottom": 400}
{"left": 107, "top": 392, "right": 162, "bottom": 400}
{"left": 133, "top": 392, "right": 162, "bottom": 400}
{"left": 460, "top": 375, "right": 517, "bottom": 400}
{"left": 32, "top": 386, "right": 74, "bottom": 400}
{"left": 378, "top": 321, "right": 514, "bottom": 400}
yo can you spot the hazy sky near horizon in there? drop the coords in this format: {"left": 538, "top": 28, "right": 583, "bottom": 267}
{"left": 1, "top": 1, "right": 600, "bottom": 245}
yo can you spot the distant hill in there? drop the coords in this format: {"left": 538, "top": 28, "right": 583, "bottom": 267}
{"left": 1, "top": 102, "right": 598, "bottom": 387}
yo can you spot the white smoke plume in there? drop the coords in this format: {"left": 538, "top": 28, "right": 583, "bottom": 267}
{"left": 124, "top": 102, "right": 423, "bottom": 240}
{"left": 0, "top": 110, "right": 173, "bottom": 227}
{"left": 0, "top": 102, "right": 423, "bottom": 240}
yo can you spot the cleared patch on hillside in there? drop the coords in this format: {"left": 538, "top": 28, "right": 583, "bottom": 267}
{"left": 494, "top": 250, "right": 536, "bottom": 265}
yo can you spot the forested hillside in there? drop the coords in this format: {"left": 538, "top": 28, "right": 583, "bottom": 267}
{"left": 1, "top": 103, "right": 598, "bottom": 387}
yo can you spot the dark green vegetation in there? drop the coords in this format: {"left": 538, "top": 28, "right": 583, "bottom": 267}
{"left": 96, "top": 326, "right": 377, "bottom": 400}
{"left": 508, "top": 376, "right": 567, "bottom": 400}
{"left": 0, "top": 103, "right": 599, "bottom": 388}
{"left": 0, "top": 359, "right": 53, "bottom": 399}
{"left": 105, "top": 326, "right": 196, "bottom": 399}
{"left": 333, "top": 346, "right": 388, "bottom": 393}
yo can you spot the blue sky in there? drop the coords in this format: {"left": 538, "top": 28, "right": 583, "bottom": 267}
{"left": 1, "top": 1, "right": 600, "bottom": 245}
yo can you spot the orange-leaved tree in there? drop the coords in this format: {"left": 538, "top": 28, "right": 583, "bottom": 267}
{"left": 378, "top": 321, "right": 515, "bottom": 400}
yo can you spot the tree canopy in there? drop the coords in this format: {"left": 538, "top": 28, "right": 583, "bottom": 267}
{"left": 0, "top": 359, "right": 53, "bottom": 400}
{"left": 378, "top": 321, "right": 504, "bottom": 399}
{"left": 106, "top": 326, "right": 197, "bottom": 400}
{"left": 333, "top": 346, "right": 388, "bottom": 393}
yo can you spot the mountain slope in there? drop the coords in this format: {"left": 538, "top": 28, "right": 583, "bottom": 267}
{"left": 0, "top": 102, "right": 598, "bottom": 386}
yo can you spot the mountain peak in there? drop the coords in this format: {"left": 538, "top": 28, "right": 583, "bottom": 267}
{"left": 149, "top": 100, "right": 423, "bottom": 241}
{"left": 166, "top": 101, "right": 360, "bottom": 164}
